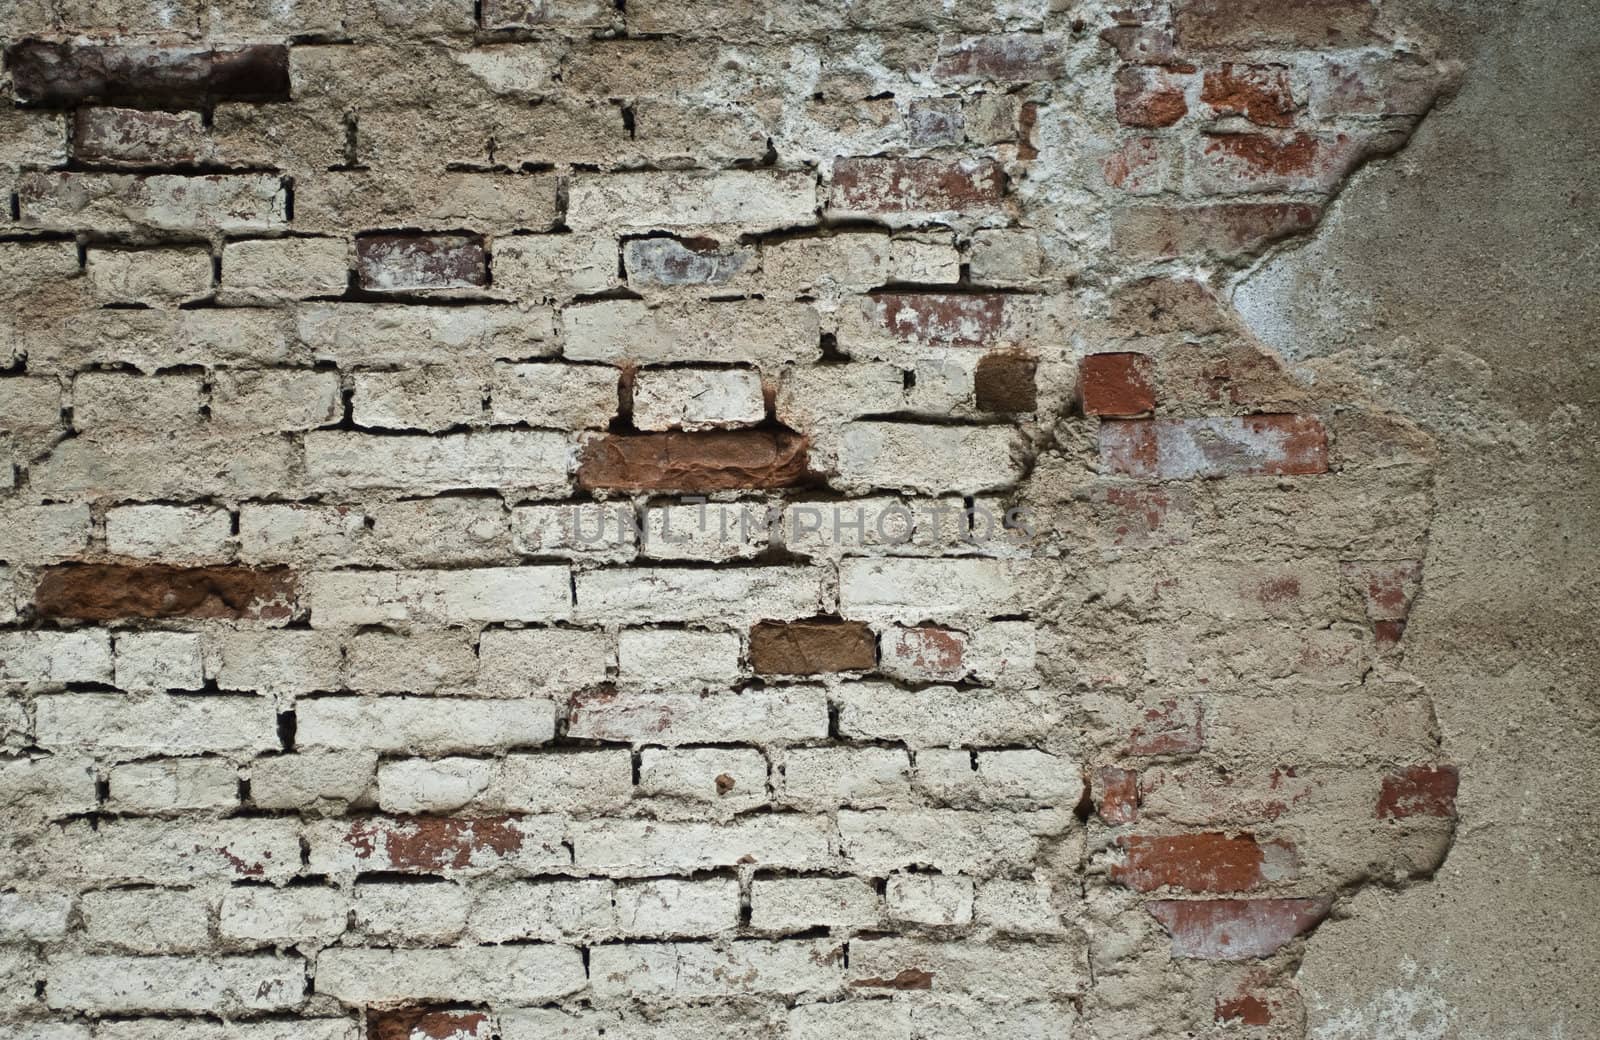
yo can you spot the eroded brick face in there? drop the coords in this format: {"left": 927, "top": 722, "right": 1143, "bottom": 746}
{"left": 0, "top": 3, "right": 1459, "bottom": 1038}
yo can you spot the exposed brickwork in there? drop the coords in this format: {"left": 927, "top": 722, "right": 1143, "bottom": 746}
{"left": 0, "top": 2, "right": 1459, "bottom": 1037}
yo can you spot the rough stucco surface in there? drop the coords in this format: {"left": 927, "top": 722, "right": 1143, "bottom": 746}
{"left": 0, "top": 0, "right": 1594, "bottom": 1038}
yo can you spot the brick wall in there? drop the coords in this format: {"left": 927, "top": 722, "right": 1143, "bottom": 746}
{"left": 0, "top": 1, "right": 1460, "bottom": 1037}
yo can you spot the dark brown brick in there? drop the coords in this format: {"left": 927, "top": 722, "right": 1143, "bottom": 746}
{"left": 370, "top": 1009, "right": 489, "bottom": 1040}
{"left": 5, "top": 41, "right": 290, "bottom": 107}
{"left": 1175, "top": 0, "right": 1381, "bottom": 50}
{"left": 576, "top": 430, "right": 809, "bottom": 493}
{"left": 750, "top": 619, "right": 876, "bottom": 675}
{"left": 975, "top": 351, "right": 1038, "bottom": 412}
{"left": 34, "top": 564, "right": 297, "bottom": 622}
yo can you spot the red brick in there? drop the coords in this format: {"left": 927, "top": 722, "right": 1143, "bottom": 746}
{"left": 1147, "top": 897, "right": 1332, "bottom": 959}
{"left": 370, "top": 1009, "right": 491, "bottom": 1040}
{"left": 4, "top": 41, "right": 290, "bottom": 106}
{"left": 1128, "top": 697, "right": 1205, "bottom": 756}
{"left": 1376, "top": 765, "right": 1459, "bottom": 820}
{"left": 34, "top": 564, "right": 296, "bottom": 622}
{"left": 1099, "top": 416, "right": 1329, "bottom": 479}
{"left": 935, "top": 34, "right": 1062, "bottom": 82}
{"left": 1111, "top": 832, "right": 1296, "bottom": 893}
{"left": 1174, "top": 0, "right": 1381, "bottom": 50}
{"left": 1201, "top": 64, "right": 1296, "bottom": 126}
{"left": 1098, "top": 767, "right": 1141, "bottom": 824}
{"left": 831, "top": 157, "right": 1004, "bottom": 214}
{"left": 1112, "top": 203, "right": 1323, "bottom": 260}
{"left": 873, "top": 292, "right": 1007, "bottom": 348}
{"left": 975, "top": 351, "right": 1038, "bottom": 412}
{"left": 1115, "top": 65, "right": 1191, "bottom": 127}
{"left": 750, "top": 619, "right": 876, "bottom": 675}
{"left": 1214, "top": 968, "right": 1293, "bottom": 1025}
{"left": 1081, "top": 352, "right": 1157, "bottom": 417}
{"left": 357, "top": 233, "right": 487, "bottom": 292}
{"left": 576, "top": 430, "right": 809, "bottom": 493}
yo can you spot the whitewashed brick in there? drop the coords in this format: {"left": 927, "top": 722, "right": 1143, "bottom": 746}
{"left": 352, "top": 366, "right": 486, "bottom": 431}
{"left": 838, "top": 558, "right": 1022, "bottom": 621}
{"left": 749, "top": 877, "right": 880, "bottom": 931}
{"left": 0, "top": 891, "right": 71, "bottom": 940}
{"left": 248, "top": 752, "right": 376, "bottom": 812}
{"left": 779, "top": 495, "right": 969, "bottom": 557}
{"left": 575, "top": 566, "right": 821, "bottom": 624}
{"left": 315, "top": 946, "right": 585, "bottom": 1004}
{"left": 212, "top": 630, "right": 342, "bottom": 694}
{"left": 614, "top": 879, "right": 740, "bottom": 937}
{"left": 353, "top": 882, "right": 471, "bottom": 944}
{"left": 489, "top": 362, "right": 619, "bottom": 429}
{"left": 836, "top": 421, "right": 1024, "bottom": 494}
{"left": 588, "top": 940, "right": 841, "bottom": 998}
{"left": 304, "top": 815, "right": 568, "bottom": 876}
{"left": 108, "top": 758, "right": 239, "bottom": 812}
{"left": 96, "top": 1020, "right": 354, "bottom": 1040}
{"left": 221, "top": 238, "right": 350, "bottom": 302}
{"left": 80, "top": 889, "right": 212, "bottom": 953}
{"left": 836, "top": 683, "right": 1052, "bottom": 747}
{"left": 344, "top": 631, "right": 479, "bottom": 694}
{"left": 305, "top": 430, "right": 569, "bottom": 493}
{"left": 468, "top": 880, "right": 614, "bottom": 943}
{"left": 210, "top": 369, "right": 343, "bottom": 433}
{"left": 848, "top": 937, "right": 1085, "bottom": 1001}
{"left": 34, "top": 694, "right": 278, "bottom": 756}
{"left": 297, "top": 697, "right": 556, "bottom": 753}
{"left": 297, "top": 305, "right": 556, "bottom": 368}
{"left": 0, "top": 756, "right": 97, "bottom": 817}
{"left": 0, "top": 504, "right": 92, "bottom": 562}
{"left": 46, "top": 819, "right": 301, "bottom": 884}
{"left": 511, "top": 503, "right": 637, "bottom": 561}
{"left": 789, "top": 1001, "right": 911, "bottom": 1040}
{"left": 885, "top": 873, "right": 974, "bottom": 925}
{"left": 477, "top": 627, "right": 611, "bottom": 696}
{"left": 638, "top": 747, "right": 768, "bottom": 813}
{"left": 20, "top": 172, "right": 287, "bottom": 234}
{"left": 779, "top": 746, "right": 912, "bottom": 810}
{"left": 567, "top": 171, "right": 816, "bottom": 232}
{"left": 305, "top": 567, "right": 571, "bottom": 628}
{"left": 72, "top": 372, "right": 203, "bottom": 431}
{"left": 974, "top": 878, "right": 1067, "bottom": 935}
{"left": 115, "top": 632, "right": 205, "bottom": 692}
{"left": 377, "top": 750, "right": 630, "bottom": 814}
{"left": 238, "top": 503, "right": 366, "bottom": 565}
{"left": 571, "top": 817, "right": 834, "bottom": 874}
{"left": 45, "top": 955, "right": 304, "bottom": 1013}
{"left": 617, "top": 628, "right": 743, "bottom": 690}
{"left": 563, "top": 300, "right": 820, "bottom": 367}
{"left": 0, "top": 631, "right": 112, "bottom": 687}
{"left": 219, "top": 887, "right": 347, "bottom": 944}
{"left": 86, "top": 246, "right": 213, "bottom": 305}
{"left": 568, "top": 687, "right": 827, "bottom": 746}
{"left": 915, "top": 748, "right": 1082, "bottom": 808}
{"left": 367, "top": 496, "right": 512, "bottom": 566}
{"left": 105, "top": 504, "right": 232, "bottom": 559}
{"left": 639, "top": 502, "right": 768, "bottom": 561}
{"left": 838, "top": 809, "right": 1071, "bottom": 875}
{"left": 493, "top": 234, "right": 619, "bottom": 298}
{"left": 632, "top": 367, "right": 765, "bottom": 431}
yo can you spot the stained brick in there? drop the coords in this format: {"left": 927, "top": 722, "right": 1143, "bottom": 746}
{"left": 1174, "top": 0, "right": 1381, "bottom": 50}
{"left": 576, "top": 430, "right": 810, "bottom": 492}
{"left": 1112, "top": 203, "right": 1323, "bottom": 260}
{"left": 1115, "top": 66, "right": 1190, "bottom": 127}
{"left": 1201, "top": 64, "right": 1296, "bottom": 127}
{"left": 830, "top": 158, "right": 1005, "bottom": 216}
{"left": 934, "top": 35, "right": 1063, "bottom": 82}
{"left": 750, "top": 619, "right": 876, "bottom": 674}
{"left": 974, "top": 351, "right": 1038, "bottom": 412}
{"left": 34, "top": 564, "right": 296, "bottom": 622}
{"left": 1147, "top": 897, "right": 1332, "bottom": 959}
{"left": 1099, "top": 416, "right": 1329, "bottom": 479}
{"left": 358, "top": 233, "right": 488, "bottom": 292}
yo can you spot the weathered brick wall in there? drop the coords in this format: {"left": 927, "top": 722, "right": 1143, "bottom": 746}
{"left": 0, "top": 1, "right": 1464, "bottom": 1037}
